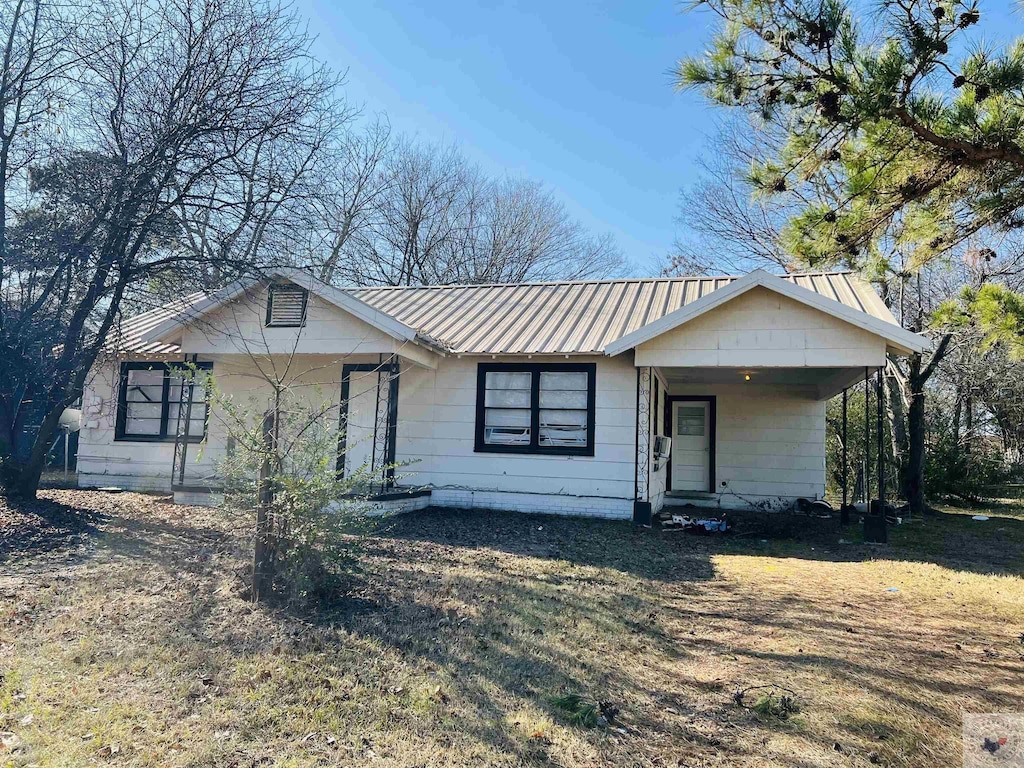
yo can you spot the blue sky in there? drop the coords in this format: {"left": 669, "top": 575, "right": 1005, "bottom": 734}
{"left": 294, "top": 0, "right": 1022, "bottom": 276}
{"left": 294, "top": 0, "right": 718, "bottom": 275}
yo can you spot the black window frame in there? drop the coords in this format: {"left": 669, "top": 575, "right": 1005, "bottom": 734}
{"left": 265, "top": 283, "right": 308, "bottom": 328}
{"left": 115, "top": 361, "right": 213, "bottom": 443}
{"left": 474, "top": 362, "right": 596, "bottom": 456}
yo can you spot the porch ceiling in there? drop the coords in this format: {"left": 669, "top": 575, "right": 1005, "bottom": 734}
{"left": 657, "top": 365, "right": 875, "bottom": 400}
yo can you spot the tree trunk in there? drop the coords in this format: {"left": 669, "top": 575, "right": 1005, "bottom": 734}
{"left": 905, "top": 334, "right": 953, "bottom": 516}
{"left": 885, "top": 363, "right": 910, "bottom": 499}
{"left": 907, "top": 361, "right": 928, "bottom": 517}
{"left": 12, "top": 401, "right": 64, "bottom": 499}
{"left": 253, "top": 408, "right": 276, "bottom": 602}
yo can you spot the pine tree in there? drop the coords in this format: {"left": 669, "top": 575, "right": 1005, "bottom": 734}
{"left": 677, "top": 0, "right": 1024, "bottom": 514}
{"left": 677, "top": 0, "right": 1023, "bottom": 271}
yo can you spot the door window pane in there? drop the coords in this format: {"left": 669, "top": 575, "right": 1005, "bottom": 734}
{"left": 676, "top": 406, "right": 705, "bottom": 436}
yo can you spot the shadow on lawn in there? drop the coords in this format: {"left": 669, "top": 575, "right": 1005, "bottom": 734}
{"left": 319, "top": 507, "right": 1022, "bottom": 763}
{"left": 12, "top": 494, "right": 1018, "bottom": 765}
{"left": 379, "top": 506, "right": 720, "bottom": 583}
{"left": 0, "top": 493, "right": 103, "bottom": 563}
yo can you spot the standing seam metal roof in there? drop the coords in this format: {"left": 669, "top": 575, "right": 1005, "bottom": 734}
{"left": 349, "top": 271, "right": 889, "bottom": 355}
{"left": 110, "top": 272, "right": 895, "bottom": 356}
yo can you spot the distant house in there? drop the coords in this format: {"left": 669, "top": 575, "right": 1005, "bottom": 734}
{"left": 76, "top": 268, "right": 927, "bottom": 522}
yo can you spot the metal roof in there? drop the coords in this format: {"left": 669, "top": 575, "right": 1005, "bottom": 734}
{"left": 106, "top": 293, "right": 208, "bottom": 356}
{"left": 350, "top": 272, "right": 895, "bottom": 355}
{"left": 112, "top": 272, "right": 898, "bottom": 356}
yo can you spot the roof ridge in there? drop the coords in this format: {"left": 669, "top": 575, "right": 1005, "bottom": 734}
{"left": 345, "top": 270, "right": 857, "bottom": 292}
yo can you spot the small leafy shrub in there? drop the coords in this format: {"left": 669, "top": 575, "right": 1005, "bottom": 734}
{"left": 207, "top": 372, "right": 384, "bottom": 607}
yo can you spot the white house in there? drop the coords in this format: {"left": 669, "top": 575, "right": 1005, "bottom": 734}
{"left": 76, "top": 268, "right": 928, "bottom": 522}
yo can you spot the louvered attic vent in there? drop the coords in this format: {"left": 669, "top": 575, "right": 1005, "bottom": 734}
{"left": 265, "top": 284, "right": 308, "bottom": 327}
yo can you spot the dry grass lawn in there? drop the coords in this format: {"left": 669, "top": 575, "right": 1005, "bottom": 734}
{"left": 1, "top": 490, "right": 1022, "bottom": 767}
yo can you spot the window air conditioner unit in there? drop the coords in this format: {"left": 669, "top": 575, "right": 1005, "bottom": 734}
{"left": 653, "top": 435, "right": 671, "bottom": 460}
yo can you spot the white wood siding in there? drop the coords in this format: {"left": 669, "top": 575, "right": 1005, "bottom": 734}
{"left": 636, "top": 286, "right": 887, "bottom": 368}
{"left": 78, "top": 354, "right": 379, "bottom": 492}
{"left": 180, "top": 285, "right": 401, "bottom": 357}
{"left": 79, "top": 349, "right": 827, "bottom": 512}
{"left": 668, "top": 382, "right": 825, "bottom": 502}
{"left": 392, "top": 355, "right": 639, "bottom": 502}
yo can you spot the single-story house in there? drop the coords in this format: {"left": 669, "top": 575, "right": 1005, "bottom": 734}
{"left": 76, "top": 268, "right": 928, "bottom": 522}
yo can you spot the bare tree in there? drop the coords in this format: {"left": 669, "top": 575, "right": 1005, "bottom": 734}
{"left": 329, "top": 138, "right": 624, "bottom": 287}
{"left": 0, "top": 0, "right": 79, "bottom": 307}
{"left": 0, "top": 0, "right": 348, "bottom": 497}
{"left": 663, "top": 117, "right": 802, "bottom": 277}
{"left": 314, "top": 117, "right": 393, "bottom": 284}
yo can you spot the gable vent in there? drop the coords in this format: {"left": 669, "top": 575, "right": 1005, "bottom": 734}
{"left": 266, "top": 284, "right": 308, "bottom": 327}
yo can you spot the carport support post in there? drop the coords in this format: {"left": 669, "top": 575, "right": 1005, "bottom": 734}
{"left": 864, "top": 366, "right": 870, "bottom": 504}
{"left": 877, "top": 367, "right": 886, "bottom": 515}
{"left": 841, "top": 388, "right": 849, "bottom": 525}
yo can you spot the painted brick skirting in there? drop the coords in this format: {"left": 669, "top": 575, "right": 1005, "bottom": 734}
{"left": 428, "top": 488, "right": 632, "bottom": 520}
{"left": 80, "top": 473, "right": 634, "bottom": 519}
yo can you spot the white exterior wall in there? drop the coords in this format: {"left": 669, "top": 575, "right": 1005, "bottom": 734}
{"left": 391, "top": 355, "right": 639, "bottom": 519}
{"left": 666, "top": 382, "right": 825, "bottom": 509}
{"left": 636, "top": 286, "right": 887, "bottom": 369}
{"left": 78, "top": 353, "right": 376, "bottom": 492}
{"left": 78, "top": 286, "right": 434, "bottom": 493}
{"left": 78, "top": 358, "right": 179, "bottom": 491}
{"left": 430, "top": 489, "right": 632, "bottom": 519}
{"left": 78, "top": 351, "right": 643, "bottom": 519}
{"left": 78, "top": 284, "right": 865, "bottom": 518}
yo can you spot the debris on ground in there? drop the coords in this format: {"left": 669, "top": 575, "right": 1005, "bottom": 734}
{"left": 733, "top": 684, "right": 801, "bottom": 720}
{"left": 794, "top": 497, "right": 835, "bottom": 517}
{"left": 659, "top": 518, "right": 724, "bottom": 536}
{"left": 657, "top": 512, "right": 728, "bottom": 533}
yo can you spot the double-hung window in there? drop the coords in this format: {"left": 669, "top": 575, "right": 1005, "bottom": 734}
{"left": 115, "top": 362, "right": 212, "bottom": 442}
{"left": 475, "top": 363, "right": 596, "bottom": 455}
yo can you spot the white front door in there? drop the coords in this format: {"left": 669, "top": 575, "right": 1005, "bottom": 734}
{"left": 671, "top": 400, "right": 711, "bottom": 491}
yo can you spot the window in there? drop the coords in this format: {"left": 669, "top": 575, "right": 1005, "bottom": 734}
{"left": 475, "top": 363, "right": 596, "bottom": 455}
{"left": 676, "top": 406, "right": 706, "bottom": 436}
{"left": 115, "top": 362, "right": 212, "bottom": 442}
{"left": 265, "top": 283, "right": 308, "bottom": 327}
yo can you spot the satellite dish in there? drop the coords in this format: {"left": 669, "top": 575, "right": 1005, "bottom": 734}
{"left": 59, "top": 408, "right": 82, "bottom": 432}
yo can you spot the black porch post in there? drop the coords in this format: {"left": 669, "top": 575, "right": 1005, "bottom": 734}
{"left": 841, "top": 387, "right": 849, "bottom": 525}
{"left": 877, "top": 367, "right": 886, "bottom": 513}
{"left": 864, "top": 366, "right": 870, "bottom": 504}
